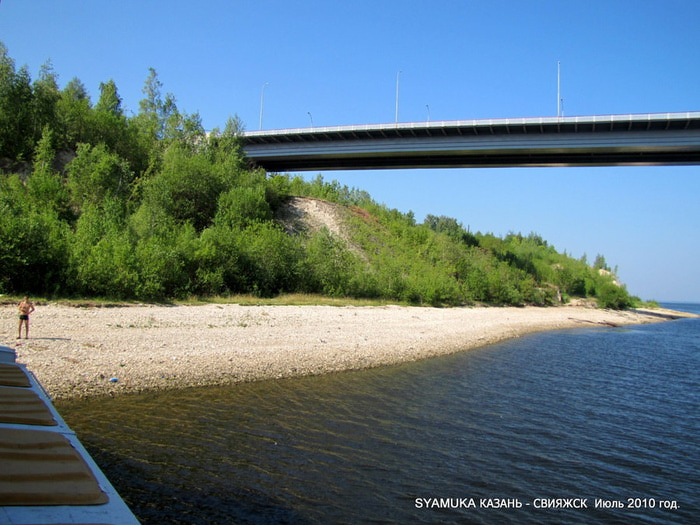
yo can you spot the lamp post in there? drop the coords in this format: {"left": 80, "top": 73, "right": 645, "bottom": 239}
{"left": 308, "top": 112, "right": 314, "bottom": 128}
{"left": 426, "top": 104, "right": 430, "bottom": 123}
{"left": 557, "top": 62, "right": 561, "bottom": 118}
{"left": 259, "top": 82, "right": 269, "bottom": 130}
{"left": 395, "top": 70, "right": 402, "bottom": 123}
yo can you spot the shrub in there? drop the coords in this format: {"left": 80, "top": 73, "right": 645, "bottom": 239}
{"left": 302, "top": 229, "right": 359, "bottom": 297}
{"left": 596, "top": 281, "right": 633, "bottom": 310}
{"left": 237, "top": 222, "right": 301, "bottom": 296}
{"left": 215, "top": 185, "right": 271, "bottom": 230}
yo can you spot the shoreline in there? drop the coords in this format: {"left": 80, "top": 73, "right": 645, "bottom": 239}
{"left": 1, "top": 303, "right": 695, "bottom": 400}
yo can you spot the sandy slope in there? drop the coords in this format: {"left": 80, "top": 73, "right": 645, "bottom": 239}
{"left": 0, "top": 302, "right": 692, "bottom": 400}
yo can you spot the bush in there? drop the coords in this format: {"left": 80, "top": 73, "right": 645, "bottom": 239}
{"left": 596, "top": 281, "right": 633, "bottom": 310}
{"left": 194, "top": 226, "right": 244, "bottom": 295}
{"left": 215, "top": 185, "right": 271, "bottom": 230}
{"left": 67, "top": 143, "right": 134, "bottom": 211}
{"left": 0, "top": 43, "right": 643, "bottom": 305}
{"left": 141, "top": 144, "right": 225, "bottom": 231}
{"left": 71, "top": 230, "right": 138, "bottom": 298}
{"left": 0, "top": 176, "right": 70, "bottom": 295}
{"left": 302, "top": 229, "right": 359, "bottom": 297}
{"left": 237, "top": 222, "right": 301, "bottom": 296}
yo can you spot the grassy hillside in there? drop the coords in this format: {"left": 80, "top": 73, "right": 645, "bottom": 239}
{"left": 0, "top": 43, "right": 638, "bottom": 308}
{"left": 275, "top": 187, "right": 635, "bottom": 308}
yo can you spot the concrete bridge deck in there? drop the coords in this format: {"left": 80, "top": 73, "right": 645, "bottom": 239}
{"left": 242, "top": 112, "right": 700, "bottom": 171}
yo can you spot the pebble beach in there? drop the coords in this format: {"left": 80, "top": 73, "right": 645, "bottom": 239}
{"left": 1, "top": 302, "right": 692, "bottom": 400}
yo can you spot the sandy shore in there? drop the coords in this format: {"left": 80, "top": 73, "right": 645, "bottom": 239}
{"left": 0, "top": 302, "right": 694, "bottom": 400}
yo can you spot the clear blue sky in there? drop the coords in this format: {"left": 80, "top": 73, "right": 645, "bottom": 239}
{"left": 1, "top": 1, "right": 698, "bottom": 302}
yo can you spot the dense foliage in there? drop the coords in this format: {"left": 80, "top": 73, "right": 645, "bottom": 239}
{"left": 0, "top": 43, "right": 637, "bottom": 308}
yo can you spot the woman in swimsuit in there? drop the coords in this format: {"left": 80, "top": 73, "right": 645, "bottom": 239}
{"left": 18, "top": 297, "right": 35, "bottom": 339}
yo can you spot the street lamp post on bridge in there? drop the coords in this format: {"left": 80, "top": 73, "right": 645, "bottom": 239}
{"left": 259, "top": 82, "right": 269, "bottom": 130}
{"left": 395, "top": 70, "right": 402, "bottom": 123}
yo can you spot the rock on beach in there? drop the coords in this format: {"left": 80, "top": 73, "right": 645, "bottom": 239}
{"left": 0, "top": 302, "right": 692, "bottom": 400}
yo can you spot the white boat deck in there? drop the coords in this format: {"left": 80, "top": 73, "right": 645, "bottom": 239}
{"left": 0, "top": 345, "right": 140, "bottom": 524}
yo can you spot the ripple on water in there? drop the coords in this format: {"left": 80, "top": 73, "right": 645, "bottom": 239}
{"left": 57, "top": 317, "right": 700, "bottom": 524}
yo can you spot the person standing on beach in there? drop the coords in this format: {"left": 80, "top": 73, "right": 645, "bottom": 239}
{"left": 18, "top": 297, "right": 35, "bottom": 339}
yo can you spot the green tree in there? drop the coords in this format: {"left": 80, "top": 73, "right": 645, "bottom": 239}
{"left": 133, "top": 225, "right": 197, "bottom": 300}
{"left": 89, "top": 78, "right": 146, "bottom": 169}
{"left": 95, "top": 79, "right": 122, "bottom": 115}
{"left": 56, "top": 77, "right": 92, "bottom": 150}
{"left": 0, "top": 173, "right": 70, "bottom": 295}
{"left": 237, "top": 222, "right": 301, "bottom": 296}
{"left": 597, "top": 281, "right": 632, "bottom": 310}
{"left": 31, "top": 61, "right": 60, "bottom": 141}
{"left": 0, "top": 44, "right": 34, "bottom": 159}
{"left": 136, "top": 67, "right": 178, "bottom": 142}
{"left": 194, "top": 225, "right": 244, "bottom": 295}
{"left": 165, "top": 110, "right": 205, "bottom": 150}
{"left": 69, "top": 202, "right": 137, "bottom": 298}
{"left": 424, "top": 214, "right": 479, "bottom": 247}
{"left": 214, "top": 185, "right": 272, "bottom": 230}
{"left": 302, "top": 229, "right": 360, "bottom": 296}
{"left": 139, "top": 144, "right": 225, "bottom": 231}
{"left": 66, "top": 143, "right": 134, "bottom": 211}
{"left": 593, "top": 254, "right": 609, "bottom": 271}
{"left": 28, "top": 126, "right": 71, "bottom": 220}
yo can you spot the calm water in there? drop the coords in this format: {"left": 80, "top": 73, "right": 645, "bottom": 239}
{"left": 57, "top": 303, "right": 700, "bottom": 524}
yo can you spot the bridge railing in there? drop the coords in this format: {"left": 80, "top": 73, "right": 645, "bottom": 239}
{"left": 243, "top": 111, "right": 700, "bottom": 137}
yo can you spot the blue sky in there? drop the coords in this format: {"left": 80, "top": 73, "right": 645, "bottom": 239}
{"left": 1, "top": 1, "right": 698, "bottom": 302}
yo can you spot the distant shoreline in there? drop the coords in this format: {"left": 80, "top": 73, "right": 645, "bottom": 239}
{"left": 2, "top": 303, "right": 695, "bottom": 400}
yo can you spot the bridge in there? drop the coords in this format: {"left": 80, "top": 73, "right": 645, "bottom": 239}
{"left": 241, "top": 112, "right": 700, "bottom": 172}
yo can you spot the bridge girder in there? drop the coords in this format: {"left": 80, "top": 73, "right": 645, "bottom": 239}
{"left": 241, "top": 112, "right": 700, "bottom": 171}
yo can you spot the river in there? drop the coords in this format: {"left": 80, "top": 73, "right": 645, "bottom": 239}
{"left": 56, "top": 303, "right": 700, "bottom": 524}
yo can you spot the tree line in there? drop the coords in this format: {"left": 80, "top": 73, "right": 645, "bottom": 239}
{"left": 0, "top": 43, "right": 638, "bottom": 308}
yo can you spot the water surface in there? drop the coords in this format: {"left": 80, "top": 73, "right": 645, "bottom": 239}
{"left": 57, "top": 304, "right": 700, "bottom": 524}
